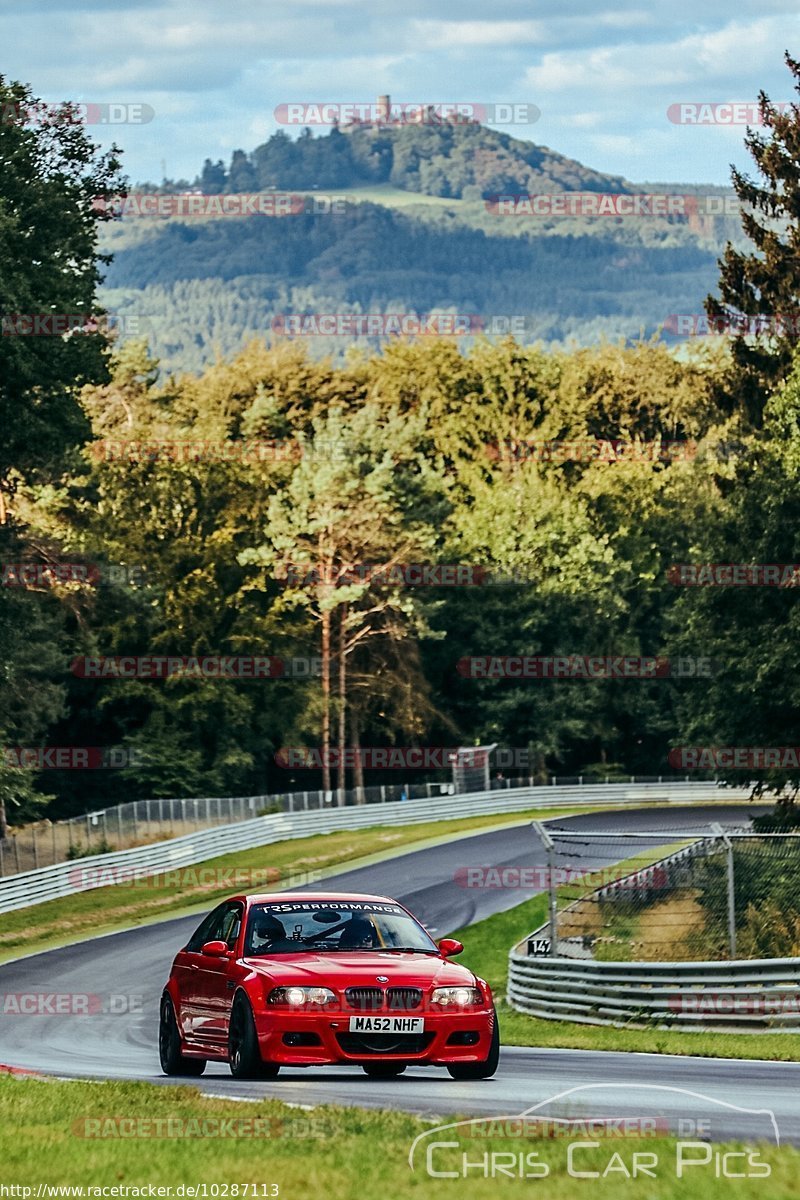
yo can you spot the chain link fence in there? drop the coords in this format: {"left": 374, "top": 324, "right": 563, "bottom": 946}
{"left": 533, "top": 821, "right": 800, "bottom": 962}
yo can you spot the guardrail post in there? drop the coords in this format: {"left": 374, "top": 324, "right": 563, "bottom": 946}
{"left": 532, "top": 821, "right": 557, "bottom": 957}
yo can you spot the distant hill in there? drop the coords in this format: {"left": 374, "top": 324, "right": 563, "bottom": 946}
{"left": 195, "top": 118, "right": 632, "bottom": 200}
{"left": 100, "top": 120, "right": 746, "bottom": 374}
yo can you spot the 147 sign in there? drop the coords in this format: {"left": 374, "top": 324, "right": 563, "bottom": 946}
{"left": 528, "top": 938, "right": 551, "bottom": 956}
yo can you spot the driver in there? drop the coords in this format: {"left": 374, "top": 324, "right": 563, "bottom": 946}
{"left": 250, "top": 912, "right": 294, "bottom": 954}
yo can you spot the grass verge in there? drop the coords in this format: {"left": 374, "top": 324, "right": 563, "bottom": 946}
{"left": 0, "top": 1075, "right": 793, "bottom": 1198}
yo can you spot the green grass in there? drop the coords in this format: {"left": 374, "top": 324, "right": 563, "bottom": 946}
{"left": 453, "top": 894, "right": 800, "bottom": 1061}
{"left": 290, "top": 183, "right": 466, "bottom": 210}
{"left": 0, "top": 803, "right": 631, "bottom": 965}
{"left": 0, "top": 1075, "right": 794, "bottom": 1198}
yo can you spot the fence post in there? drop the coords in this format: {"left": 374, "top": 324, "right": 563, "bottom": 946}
{"left": 0, "top": 839, "right": 4, "bottom": 877}
{"left": 32, "top": 825, "right": 39, "bottom": 869}
{"left": 712, "top": 822, "right": 737, "bottom": 959}
{"left": 132, "top": 801, "right": 138, "bottom": 842}
{"left": 533, "top": 821, "right": 557, "bottom": 957}
{"left": 13, "top": 837, "right": 20, "bottom": 872}
{"left": 118, "top": 806, "right": 124, "bottom": 844}
{"left": 303, "top": 791, "right": 309, "bottom": 811}
{"left": 52, "top": 822, "right": 57, "bottom": 865}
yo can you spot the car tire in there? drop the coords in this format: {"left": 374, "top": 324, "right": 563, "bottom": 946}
{"left": 159, "top": 993, "right": 206, "bottom": 1076}
{"left": 229, "top": 994, "right": 280, "bottom": 1080}
{"left": 446, "top": 1006, "right": 499, "bottom": 1081}
{"left": 362, "top": 1062, "right": 407, "bottom": 1078}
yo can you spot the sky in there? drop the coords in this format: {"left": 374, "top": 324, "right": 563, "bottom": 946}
{"left": 2, "top": 0, "right": 799, "bottom": 187}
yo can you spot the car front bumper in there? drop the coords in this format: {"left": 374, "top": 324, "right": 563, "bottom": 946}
{"left": 254, "top": 1005, "right": 496, "bottom": 1065}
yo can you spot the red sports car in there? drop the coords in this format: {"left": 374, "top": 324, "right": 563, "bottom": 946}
{"left": 159, "top": 891, "right": 498, "bottom": 1080}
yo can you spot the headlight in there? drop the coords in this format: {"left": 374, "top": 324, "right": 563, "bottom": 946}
{"left": 269, "top": 986, "right": 336, "bottom": 1007}
{"left": 431, "top": 986, "right": 482, "bottom": 1007}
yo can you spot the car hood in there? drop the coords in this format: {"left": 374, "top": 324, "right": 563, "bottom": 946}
{"left": 241, "top": 951, "right": 477, "bottom": 988}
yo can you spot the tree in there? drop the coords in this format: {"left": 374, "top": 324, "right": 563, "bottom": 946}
{"left": 239, "top": 404, "right": 448, "bottom": 798}
{"left": 705, "top": 53, "right": 800, "bottom": 424}
{"left": 0, "top": 76, "right": 124, "bottom": 522}
{"left": 671, "top": 350, "right": 800, "bottom": 799}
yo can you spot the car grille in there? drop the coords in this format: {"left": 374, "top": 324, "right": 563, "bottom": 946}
{"left": 387, "top": 987, "right": 422, "bottom": 1010}
{"left": 345, "top": 986, "right": 424, "bottom": 1011}
{"left": 345, "top": 987, "right": 384, "bottom": 1011}
{"left": 336, "top": 1032, "right": 434, "bottom": 1057}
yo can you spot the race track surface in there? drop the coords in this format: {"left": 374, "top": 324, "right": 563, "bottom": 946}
{"left": 2, "top": 804, "right": 795, "bottom": 1145}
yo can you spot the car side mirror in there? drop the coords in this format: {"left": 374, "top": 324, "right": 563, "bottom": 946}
{"left": 201, "top": 939, "right": 231, "bottom": 957}
{"left": 438, "top": 938, "right": 464, "bottom": 958}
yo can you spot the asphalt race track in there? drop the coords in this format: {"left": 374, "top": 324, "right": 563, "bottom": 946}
{"left": 2, "top": 803, "right": 797, "bottom": 1145}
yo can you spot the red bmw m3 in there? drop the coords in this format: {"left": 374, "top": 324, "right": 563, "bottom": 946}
{"left": 159, "top": 891, "right": 499, "bottom": 1080}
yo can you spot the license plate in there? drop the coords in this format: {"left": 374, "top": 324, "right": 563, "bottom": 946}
{"left": 348, "top": 1016, "right": 424, "bottom": 1034}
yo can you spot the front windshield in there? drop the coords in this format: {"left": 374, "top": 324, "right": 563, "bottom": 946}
{"left": 244, "top": 899, "right": 439, "bottom": 956}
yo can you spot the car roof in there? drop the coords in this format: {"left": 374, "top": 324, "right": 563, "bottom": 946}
{"left": 242, "top": 891, "right": 399, "bottom": 905}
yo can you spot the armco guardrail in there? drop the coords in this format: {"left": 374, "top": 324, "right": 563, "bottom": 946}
{"left": 0, "top": 781, "right": 744, "bottom": 914}
{"left": 507, "top": 949, "right": 800, "bottom": 1032}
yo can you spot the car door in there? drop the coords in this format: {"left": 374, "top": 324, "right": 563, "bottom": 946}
{"left": 190, "top": 901, "right": 244, "bottom": 1047}
{"left": 172, "top": 905, "right": 226, "bottom": 1041}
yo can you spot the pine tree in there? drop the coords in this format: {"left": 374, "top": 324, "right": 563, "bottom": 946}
{"left": 705, "top": 53, "right": 800, "bottom": 423}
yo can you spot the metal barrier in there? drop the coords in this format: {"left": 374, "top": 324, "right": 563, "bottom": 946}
{"left": 507, "top": 948, "right": 800, "bottom": 1031}
{"left": 0, "top": 780, "right": 742, "bottom": 914}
